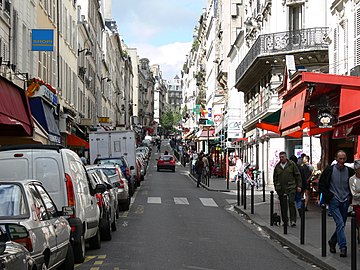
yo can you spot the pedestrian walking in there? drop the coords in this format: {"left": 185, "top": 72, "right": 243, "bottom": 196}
{"left": 319, "top": 150, "right": 355, "bottom": 257}
{"left": 195, "top": 154, "right": 204, "bottom": 188}
{"left": 232, "top": 155, "right": 244, "bottom": 182}
{"left": 273, "top": 151, "right": 302, "bottom": 227}
{"left": 289, "top": 155, "right": 306, "bottom": 217}
{"left": 207, "top": 154, "right": 214, "bottom": 178}
{"left": 300, "top": 155, "right": 313, "bottom": 211}
{"left": 349, "top": 159, "right": 360, "bottom": 242}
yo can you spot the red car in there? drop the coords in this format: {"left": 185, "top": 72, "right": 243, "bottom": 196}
{"left": 157, "top": 155, "right": 176, "bottom": 172}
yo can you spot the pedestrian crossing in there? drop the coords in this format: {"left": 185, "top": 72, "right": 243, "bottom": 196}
{"left": 142, "top": 196, "right": 222, "bottom": 207}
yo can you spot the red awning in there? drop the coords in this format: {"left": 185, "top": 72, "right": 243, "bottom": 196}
{"left": 256, "top": 122, "right": 280, "bottom": 134}
{"left": 279, "top": 89, "right": 307, "bottom": 136}
{"left": 333, "top": 115, "right": 360, "bottom": 138}
{"left": 0, "top": 77, "right": 33, "bottom": 136}
{"left": 339, "top": 87, "right": 360, "bottom": 121}
{"left": 234, "top": 138, "right": 248, "bottom": 143}
{"left": 67, "top": 133, "right": 89, "bottom": 149}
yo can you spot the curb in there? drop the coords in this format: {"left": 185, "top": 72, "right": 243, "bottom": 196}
{"left": 233, "top": 206, "right": 348, "bottom": 270}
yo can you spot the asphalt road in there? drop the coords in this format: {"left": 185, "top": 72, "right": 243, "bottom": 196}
{"left": 76, "top": 142, "right": 320, "bottom": 270}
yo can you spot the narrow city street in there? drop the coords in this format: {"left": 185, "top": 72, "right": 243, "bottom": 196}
{"left": 75, "top": 143, "right": 319, "bottom": 270}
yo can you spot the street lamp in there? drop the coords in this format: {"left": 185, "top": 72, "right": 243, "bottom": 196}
{"left": 101, "top": 76, "right": 112, "bottom": 82}
{"left": 77, "top": 48, "right": 92, "bottom": 56}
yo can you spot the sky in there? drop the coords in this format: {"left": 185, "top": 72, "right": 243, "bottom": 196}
{"left": 112, "top": 0, "right": 207, "bottom": 80}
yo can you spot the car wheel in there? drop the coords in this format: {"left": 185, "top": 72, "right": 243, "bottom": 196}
{"left": 59, "top": 244, "right": 74, "bottom": 270}
{"left": 100, "top": 216, "right": 112, "bottom": 241}
{"left": 73, "top": 235, "right": 85, "bottom": 263}
{"left": 173, "top": 168, "right": 175, "bottom": 172}
{"left": 88, "top": 228, "right": 101, "bottom": 249}
{"left": 157, "top": 167, "right": 160, "bottom": 172}
{"left": 116, "top": 206, "right": 120, "bottom": 219}
{"left": 136, "top": 180, "right": 141, "bottom": 187}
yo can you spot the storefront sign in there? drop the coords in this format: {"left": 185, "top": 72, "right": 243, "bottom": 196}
{"left": 317, "top": 110, "right": 334, "bottom": 128}
{"left": 32, "top": 85, "right": 58, "bottom": 106}
{"left": 98, "top": 117, "right": 110, "bottom": 123}
{"left": 31, "top": 29, "right": 54, "bottom": 51}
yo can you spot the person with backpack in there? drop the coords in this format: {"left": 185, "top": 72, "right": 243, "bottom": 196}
{"left": 195, "top": 154, "right": 204, "bottom": 188}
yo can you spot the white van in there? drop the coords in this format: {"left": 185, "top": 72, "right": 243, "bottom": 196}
{"left": 0, "top": 145, "right": 104, "bottom": 263}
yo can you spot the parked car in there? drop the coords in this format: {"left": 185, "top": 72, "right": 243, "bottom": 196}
{"left": 157, "top": 155, "right": 176, "bottom": 172}
{"left": 0, "top": 180, "right": 74, "bottom": 270}
{"left": 0, "top": 145, "right": 103, "bottom": 263}
{"left": 0, "top": 225, "right": 37, "bottom": 270}
{"left": 136, "top": 156, "right": 146, "bottom": 181}
{"left": 94, "top": 164, "right": 131, "bottom": 211}
{"left": 136, "top": 147, "right": 150, "bottom": 159}
{"left": 86, "top": 166, "right": 117, "bottom": 240}
{"left": 94, "top": 157, "right": 136, "bottom": 196}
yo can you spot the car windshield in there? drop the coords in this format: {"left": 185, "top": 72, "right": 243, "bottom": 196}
{"left": 96, "top": 159, "right": 124, "bottom": 166}
{"left": 100, "top": 168, "right": 117, "bottom": 176}
{"left": 159, "top": 156, "right": 173, "bottom": 161}
{"left": 0, "top": 184, "right": 28, "bottom": 218}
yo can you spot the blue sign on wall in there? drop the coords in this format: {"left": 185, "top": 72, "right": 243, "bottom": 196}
{"left": 31, "top": 29, "right": 54, "bottom": 51}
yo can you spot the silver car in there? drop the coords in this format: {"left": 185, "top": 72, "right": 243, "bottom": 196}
{"left": 0, "top": 180, "right": 74, "bottom": 270}
{"left": 0, "top": 226, "right": 36, "bottom": 270}
{"left": 94, "top": 164, "right": 131, "bottom": 211}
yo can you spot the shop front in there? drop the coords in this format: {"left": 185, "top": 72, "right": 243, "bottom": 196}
{"left": 0, "top": 76, "right": 34, "bottom": 145}
{"left": 26, "top": 78, "right": 61, "bottom": 145}
{"left": 277, "top": 71, "right": 360, "bottom": 167}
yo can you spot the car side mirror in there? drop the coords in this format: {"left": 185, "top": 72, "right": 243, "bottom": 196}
{"left": 95, "top": 183, "right": 107, "bottom": 194}
{"left": 130, "top": 166, "right": 135, "bottom": 170}
{"left": 60, "top": 206, "right": 74, "bottom": 216}
{"left": 105, "top": 183, "right": 113, "bottom": 190}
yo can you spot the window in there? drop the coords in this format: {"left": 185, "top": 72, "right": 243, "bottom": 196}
{"left": 28, "top": 184, "right": 48, "bottom": 221}
{"left": 0, "top": 184, "right": 27, "bottom": 217}
{"left": 35, "top": 184, "right": 58, "bottom": 218}
{"left": 289, "top": 4, "right": 303, "bottom": 31}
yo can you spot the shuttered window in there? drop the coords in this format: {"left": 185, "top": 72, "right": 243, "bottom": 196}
{"left": 354, "top": 8, "right": 360, "bottom": 65}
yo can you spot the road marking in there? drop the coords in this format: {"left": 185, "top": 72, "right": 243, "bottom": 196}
{"left": 90, "top": 268, "right": 99, "bottom": 270}
{"left": 226, "top": 199, "right": 237, "bottom": 204}
{"left": 148, "top": 197, "right": 161, "bottom": 204}
{"left": 94, "top": 261, "right": 103, "bottom": 265}
{"left": 135, "top": 205, "right": 144, "bottom": 214}
{"left": 200, "top": 198, "right": 218, "bottom": 207}
{"left": 97, "top": 255, "right": 106, "bottom": 259}
{"left": 174, "top": 197, "right": 189, "bottom": 205}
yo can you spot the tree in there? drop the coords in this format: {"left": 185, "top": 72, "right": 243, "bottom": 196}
{"left": 160, "top": 111, "right": 182, "bottom": 131}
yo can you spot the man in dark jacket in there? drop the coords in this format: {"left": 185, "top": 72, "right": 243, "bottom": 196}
{"left": 319, "top": 150, "right": 355, "bottom": 257}
{"left": 273, "top": 151, "right": 302, "bottom": 227}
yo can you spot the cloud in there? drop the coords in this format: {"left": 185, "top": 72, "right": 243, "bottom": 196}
{"left": 129, "top": 41, "right": 192, "bottom": 80}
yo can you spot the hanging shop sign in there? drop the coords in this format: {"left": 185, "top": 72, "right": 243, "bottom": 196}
{"left": 31, "top": 29, "right": 54, "bottom": 51}
{"left": 317, "top": 110, "right": 334, "bottom": 128}
{"left": 26, "top": 78, "right": 58, "bottom": 106}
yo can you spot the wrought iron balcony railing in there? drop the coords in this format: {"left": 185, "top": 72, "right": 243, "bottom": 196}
{"left": 236, "top": 27, "right": 329, "bottom": 84}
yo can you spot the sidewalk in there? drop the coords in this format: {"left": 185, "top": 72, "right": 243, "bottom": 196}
{"left": 188, "top": 171, "right": 359, "bottom": 270}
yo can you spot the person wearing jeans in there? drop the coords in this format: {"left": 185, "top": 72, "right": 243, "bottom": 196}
{"left": 319, "top": 150, "right": 355, "bottom": 257}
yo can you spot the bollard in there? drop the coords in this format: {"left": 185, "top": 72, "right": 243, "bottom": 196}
{"left": 237, "top": 178, "right": 240, "bottom": 207}
{"left": 300, "top": 198, "right": 305, "bottom": 245}
{"left": 243, "top": 182, "right": 247, "bottom": 210}
{"left": 283, "top": 194, "right": 288, "bottom": 235}
{"left": 251, "top": 183, "right": 254, "bottom": 214}
{"left": 262, "top": 171, "right": 266, "bottom": 202}
{"left": 321, "top": 204, "right": 327, "bottom": 257}
{"left": 270, "top": 191, "right": 274, "bottom": 226}
{"left": 351, "top": 211, "right": 357, "bottom": 270}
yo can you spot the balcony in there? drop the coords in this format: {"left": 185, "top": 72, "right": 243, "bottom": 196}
{"left": 243, "top": 94, "right": 281, "bottom": 129}
{"left": 235, "top": 27, "right": 329, "bottom": 91}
